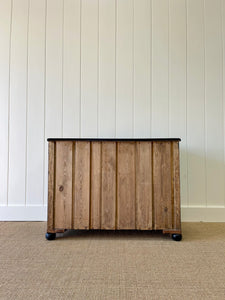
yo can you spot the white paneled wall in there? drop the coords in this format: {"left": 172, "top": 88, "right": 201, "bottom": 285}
{"left": 0, "top": 0, "right": 225, "bottom": 221}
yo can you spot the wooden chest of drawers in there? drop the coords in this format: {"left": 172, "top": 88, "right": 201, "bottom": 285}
{"left": 46, "top": 138, "right": 182, "bottom": 241}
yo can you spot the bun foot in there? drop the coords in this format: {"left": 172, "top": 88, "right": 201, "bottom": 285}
{"left": 45, "top": 232, "right": 56, "bottom": 240}
{"left": 172, "top": 234, "right": 182, "bottom": 241}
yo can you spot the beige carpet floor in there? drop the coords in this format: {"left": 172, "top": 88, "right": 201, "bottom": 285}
{"left": 0, "top": 222, "right": 225, "bottom": 300}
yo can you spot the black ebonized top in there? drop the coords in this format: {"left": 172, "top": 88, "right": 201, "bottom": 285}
{"left": 47, "top": 137, "right": 181, "bottom": 142}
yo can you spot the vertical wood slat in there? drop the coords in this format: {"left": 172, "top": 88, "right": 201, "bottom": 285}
{"left": 153, "top": 142, "right": 173, "bottom": 230}
{"left": 136, "top": 142, "right": 152, "bottom": 229}
{"left": 47, "top": 142, "right": 55, "bottom": 232}
{"left": 101, "top": 142, "right": 116, "bottom": 229}
{"left": 173, "top": 142, "right": 181, "bottom": 230}
{"left": 74, "top": 141, "right": 90, "bottom": 229}
{"left": 91, "top": 142, "right": 101, "bottom": 229}
{"left": 54, "top": 142, "right": 73, "bottom": 229}
{"left": 117, "top": 142, "right": 136, "bottom": 229}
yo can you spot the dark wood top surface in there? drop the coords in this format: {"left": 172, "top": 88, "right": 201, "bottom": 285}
{"left": 47, "top": 138, "right": 181, "bottom": 142}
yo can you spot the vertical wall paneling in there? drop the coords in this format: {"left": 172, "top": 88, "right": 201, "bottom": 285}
{"left": 45, "top": 0, "right": 63, "bottom": 138}
{"left": 1, "top": 0, "right": 225, "bottom": 220}
{"left": 133, "top": 0, "right": 151, "bottom": 137}
{"left": 204, "top": 0, "right": 224, "bottom": 206}
{"left": 44, "top": 0, "right": 63, "bottom": 205}
{"left": 80, "top": 0, "right": 98, "bottom": 137}
{"left": 98, "top": 0, "right": 116, "bottom": 137}
{"left": 186, "top": 0, "right": 206, "bottom": 207}
{"left": 0, "top": 0, "right": 12, "bottom": 205}
{"left": 222, "top": 0, "right": 225, "bottom": 207}
{"left": 26, "top": 0, "right": 45, "bottom": 205}
{"left": 152, "top": 0, "right": 169, "bottom": 137}
{"left": 63, "top": 0, "right": 81, "bottom": 137}
{"left": 8, "top": 0, "right": 29, "bottom": 205}
{"left": 169, "top": 0, "right": 187, "bottom": 206}
{"left": 116, "top": 0, "right": 133, "bottom": 137}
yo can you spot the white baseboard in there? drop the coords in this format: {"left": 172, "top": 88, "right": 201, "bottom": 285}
{"left": 181, "top": 206, "right": 225, "bottom": 222}
{"left": 0, "top": 205, "right": 225, "bottom": 222}
{"left": 0, "top": 205, "right": 47, "bottom": 221}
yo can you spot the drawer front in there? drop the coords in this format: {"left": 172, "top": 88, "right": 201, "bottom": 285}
{"left": 48, "top": 140, "right": 181, "bottom": 231}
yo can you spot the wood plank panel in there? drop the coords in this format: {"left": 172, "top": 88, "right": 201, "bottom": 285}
{"left": 54, "top": 142, "right": 73, "bottom": 229}
{"left": 99, "top": 0, "right": 116, "bottom": 137}
{"left": 74, "top": 141, "right": 90, "bottom": 229}
{"left": 63, "top": 0, "right": 81, "bottom": 137}
{"left": 152, "top": 0, "right": 169, "bottom": 137}
{"left": 169, "top": 0, "right": 188, "bottom": 206}
{"left": 8, "top": 0, "right": 29, "bottom": 205}
{"left": 101, "top": 142, "right": 116, "bottom": 229}
{"left": 133, "top": 0, "right": 151, "bottom": 137}
{"left": 47, "top": 142, "right": 55, "bottom": 232}
{"left": 186, "top": 0, "right": 206, "bottom": 206}
{"left": 204, "top": 0, "right": 225, "bottom": 206}
{"left": 80, "top": 0, "right": 98, "bottom": 137}
{"left": 136, "top": 142, "right": 152, "bottom": 229}
{"left": 117, "top": 142, "right": 135, "bottom": 229}
{"left": 0, "top": 0, "right": 11, "bottom": 205}
{"left": 116, "top": 0, "right": 133, "bottom": 137}
{"left": 26, "top": 0, "right": 45, "bottom": 205}
{"left": 153, "top": 142, "right": 172, "bottom": 230}
{"left": 90, "top": 142, "right": 101, "bottom": 229}
{"left": 172, "top": 142, "right": 181, "bottom": 230}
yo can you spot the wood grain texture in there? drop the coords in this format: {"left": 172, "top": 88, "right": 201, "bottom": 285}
{"left": 173, "top": 142, "right": 181, "bottom": 230}
{"left": 54, "top": 142, "right": 73, "bottom": 229}
{"left": 101, "top": 142, "right": 116, "bottom": 229}
{"left": 153, "top": 142, "right": 173, "bottom": 230}
{"left": 48, "top": 139, "right": 181, "bottom": 233}
{"left": 74, "top": 141, "right": 90, "bottom": 229}
{"left": 136, "top": 142, "right": 152, "bottom": 229}
{"left": 90, "top": 142, "right": 101, "bottom": 229}
{"left": 117, "top": 142, "right": 136, "bottom": 229}
{"left": 47, "top": 142, "right": 55, "bottom": 232}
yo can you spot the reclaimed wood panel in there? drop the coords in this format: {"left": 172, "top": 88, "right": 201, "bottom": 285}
{"left": 90, "top": 142, "right": 101, "bottom": 229}
{"left": 101, "top": 142, "right": 116, "bottom": 229}
{"left": 136, "top": 142, "right": 152, "bottom": 229}
{"left": 74, "top": 141, "right": 90, "bottom": 229}
{"left": 153, "top": 142, "right": 173, "bottom": 230}
{"left": 117, "top": 142, "right": 136, "bottom": 229}
{"left": 47, "top": 142, "right": 55, "bottom": 232}
{"left": 54, "top": 142, "right": 73, "bottom": 229}
{"left": 173, "top": 142, "right": 181, "bottom": 230}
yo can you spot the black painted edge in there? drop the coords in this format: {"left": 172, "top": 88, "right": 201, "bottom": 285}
{"left": 47, "top": 137, "right": 181, "bottom": 142}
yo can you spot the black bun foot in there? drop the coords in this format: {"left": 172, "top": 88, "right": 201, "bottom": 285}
{"left": 172, "top": 234, "right": 182, "bottom": 241}
{"left": 45, "top": 232, "right": 56, "bottom": 240}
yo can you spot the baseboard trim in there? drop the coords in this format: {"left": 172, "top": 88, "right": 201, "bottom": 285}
{"left": 0, "top": 206, "right": 224, "bottom": 222}
{"left": 0, "top": 205, "right": 47, "bottom": 221}
{"left": 181, "top": 207, "right": 225, "bottom": 222}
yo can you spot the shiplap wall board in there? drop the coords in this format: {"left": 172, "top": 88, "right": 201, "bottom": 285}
{"left": 0, "top": 0, "right": 225, "bottom": 221}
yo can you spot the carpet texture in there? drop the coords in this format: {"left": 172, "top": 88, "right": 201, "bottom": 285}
{"left": 0, "top": 222, "right": 225, "bottom": 300}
